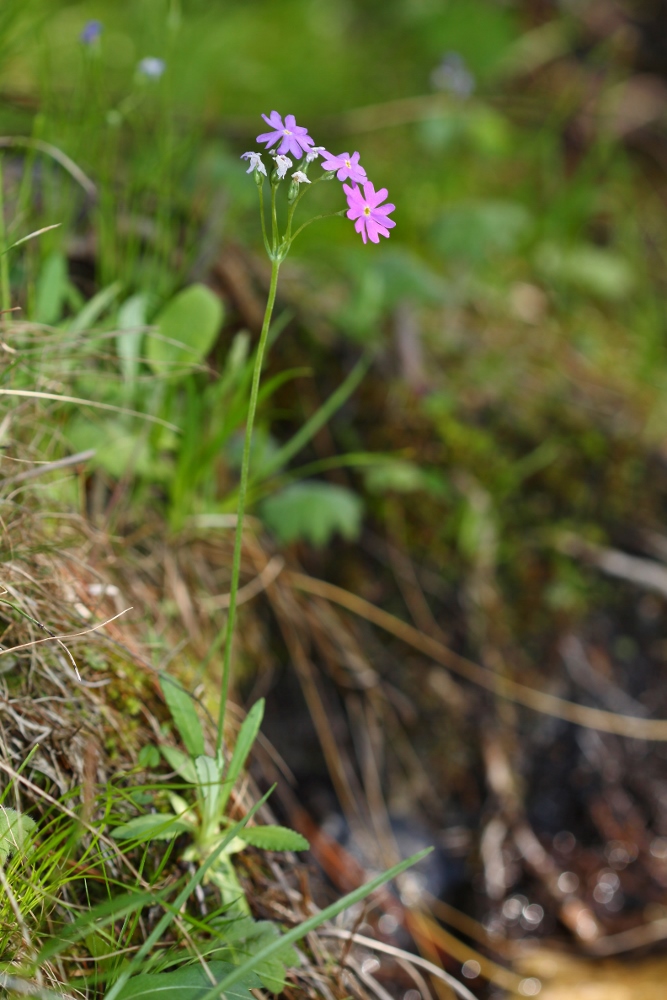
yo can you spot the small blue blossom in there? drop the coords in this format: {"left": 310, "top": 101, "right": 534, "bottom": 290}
{"left": 80, "top": 20, "right": 103, "bottom": 45}
{"left": 138, "top": 57, "right": 166, "bottom": 79}
{"left": 431, "top": 52, "right": 475, "bottom": 98}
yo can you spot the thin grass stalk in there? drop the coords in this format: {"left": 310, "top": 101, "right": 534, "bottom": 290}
{"left": 0, "top": 156, "right": 10, "bottom": 319}
{"left": 215, "top": 256, "right": 281, "bottom": 758}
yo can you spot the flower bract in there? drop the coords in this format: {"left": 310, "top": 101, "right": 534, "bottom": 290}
{"left": 320, "top": 151, "right": 367, "bottom": 185}
{"left": 241, "top": 152, "right": 267, "bottom": 176}
{"left": 344, "top": 182, "right": 396, "bottom": 244}
{"left": 257, "top": 112, "right": 314, "bottom": 159}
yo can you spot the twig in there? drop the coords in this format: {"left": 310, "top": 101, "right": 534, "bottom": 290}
{"left": 288, "top": 572, "right": 667, "bottom": 740}
{"left": 1, "top": 450, "right": 95, "bottom": 486}
{"left": 319, "top": 929, "right": 477, "bottom": 1000}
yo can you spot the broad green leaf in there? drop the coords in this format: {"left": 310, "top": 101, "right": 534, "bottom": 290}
{"left": 117, "top": 293, "right": 149, "bottom": 385}
{"left": 147, "top": 283, "right": 223, "bottom": 373}
{"left": 0, "top": 806, "right": 36, "bottom": 863}
{"left": 238, "top": 825, "right": 309, "bottom": 853}
{"left": 160, "top": 675, "right": 205, "bottom": 758}
{"left": 219, "top": 699, "right": 264, "bottom": 812}
{"left": 114, "top": 962, "right": 260, "bottom": 1000}
{"left": 161, "top": 745, "right": 198, "bottom": 785}
{"left": 260, "top": 482, "right": 363, "bottom": 547}
{"left": 111, "top": 812, "right": 189, "bottom": 843}
{"left": 34, "top": 251, "right": 68, "bottom": 325}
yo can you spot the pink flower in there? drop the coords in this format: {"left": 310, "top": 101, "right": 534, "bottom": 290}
{"left": 257, "top": 111, "right": 314, "bottom": 159}
{"left": 343, "top": 182, "right": 396, "bottom": 244}
{"left": 320, "top": 150, "right": 367, "bottom": 184}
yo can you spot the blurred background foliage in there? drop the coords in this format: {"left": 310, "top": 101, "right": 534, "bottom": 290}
{"left": 6, "top": 0, "right": 667, "bottom": 980}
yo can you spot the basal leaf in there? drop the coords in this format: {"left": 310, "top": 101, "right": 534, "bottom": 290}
{"left": 238, "top": 825, "right": 309, "bottom": 853}
{"left": 114, "top": 961, "right": 259, "bottom": 1000}
{"left": 161, "top": 746, "right": 198, "bottom": 785}
{"left": 160, "top": 675, "right": 206, "bottom": 758}
{"left": 147, "top": 284, "right": 223, "bottom": 373}
{"left": 111, "top": 812, "right": 189, "bottom": 843}
{"left": 219, "top": 699, "right": 264, "bottom": 813}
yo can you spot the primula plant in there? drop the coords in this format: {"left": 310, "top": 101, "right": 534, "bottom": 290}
{"left": 220, "top": 110, "right": 395, "bottom": 754}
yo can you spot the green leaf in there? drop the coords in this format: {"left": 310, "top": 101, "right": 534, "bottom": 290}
{"left": 147, "top": 284, "right": 223, "bottom": 374}
{"left": 111, "top": 812, "right": 189, "bottom": 843}
{"left": 161, "top": 745, "right": 198, "bottom": 785}
{"left": 114, "top": 962, "right": 260, "bottom": 1000}
{"left": 0, "top": 806, "right": 36, "bottom": 864}
{"left": 219, "top": 699, "right": 264, "bottom": 813}
{"left": 34, "top": 251, "right": 68, "bottom": 325}
{"left": 364, "top": 459, "right": 431, "bottom": 495}
{"left": 160, "top": 675, "right": 206, "bottom": 758}
{"left": 117, "top": 293, "right": 149, "bottom": 385}
{"left": 210, "top": 917, "right": 299, "bottom": 994}
{"left": 138, "top": 745, "right": 161, "bottom": 769}
{"left": 260, "top": 482, "right": 363, "bottom": 547}
{"left": 69, "top": 281, "right": 122, "bottom": 334}
{"left": 194, "top": 754, "right": 222, "bottom": 832}
{"left": 238, "top": 825, "right": 309, "bottom": 853}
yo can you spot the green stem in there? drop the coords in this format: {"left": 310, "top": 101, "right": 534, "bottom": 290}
{"left": 215, "top": 256, "right": 281, "bottom": 758}
{"left": 258, "top": 183, "right": 271, "bottom": 257}
{"left": 0, "top": 157, "right": 10, "bottom": 320}
{"left": 270, "top": 183, "right": 279, "bottom": 255}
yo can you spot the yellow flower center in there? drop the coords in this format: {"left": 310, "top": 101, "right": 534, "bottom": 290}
{"left": 345, "top": 159, "right": 351, "bottom": 168}
{"left": 363, "top": 206, "right": 371, "bottom": 216}
{"left": 283, "top": 129, "right": 292, "bottom": 135}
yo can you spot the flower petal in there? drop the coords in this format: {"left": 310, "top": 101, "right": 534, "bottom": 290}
{"left": 284, "top": 113, "right": 297, "bottom": 129}
{"left": 257, "top": 131, "right": 281, "bottom": 148}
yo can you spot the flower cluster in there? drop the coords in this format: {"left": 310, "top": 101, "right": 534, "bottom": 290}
{"left": 241, "top": 111, "right": 395, "bottom": 245}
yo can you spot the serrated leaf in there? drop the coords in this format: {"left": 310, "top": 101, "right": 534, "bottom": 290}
{"left": 160, "top": 675, "right": 206, "bottom": 758}
{"left": 111, "top": 813, "right": 189, "bottom": 843}
{"left": 115, "top": 962, "right": 260, "bottom": 1000}
{"left": 260, "top": 481, "right": 363, "bottom": 547}
{"left": 161, "top": 745, "right": 198, "bottom": 785}
{"left": 238, "top": 825, "right": 309, "bottom": 853}
{"left": 219, "top": 699, "right": 264, "bottom": 813}
{"left": 209, "top": 917, "right": 299, "bottom": 994}
{"left": 0, "top": 806, "right": 36, "bottom": 864}
{"left": 147, "top": 283, "right": 223, "bottom": 373}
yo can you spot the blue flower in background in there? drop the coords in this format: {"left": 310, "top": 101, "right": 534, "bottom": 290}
{"left": 80, "top": 20, "right": 103, "bottom": 45}
{"left": 431, "top": 51, "right": 475, "bottom": 98}
{"left": 138, "top": 57, "right": 166, "bottom": 79}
